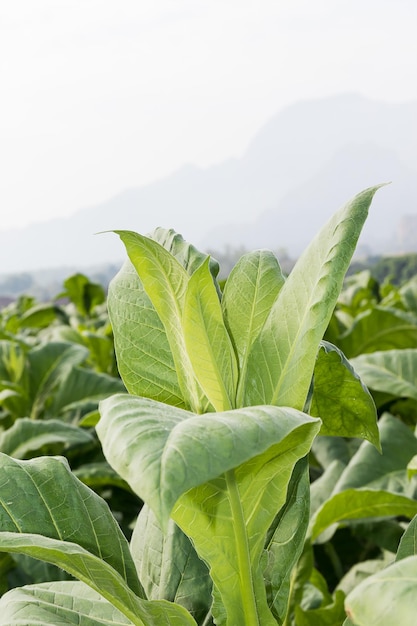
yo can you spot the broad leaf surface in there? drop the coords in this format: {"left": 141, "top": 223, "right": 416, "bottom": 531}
{"left": 295, "top": 589, "right": 346, "bottom": 626}
{"left": 171, "top": 422, "right": 320, "bottom": 625}
{"left": 73, "top": 462, "right": 132, "bottom": 491}
{"left": 311, "top": 341, "right": 379, "bottom": 448}
{"left": 332, "top": 413, "right": 417, "bottom": 496}
{"left": 338, "top": 307, "right": 417, "bottom": 358}
{"left": 264, "top": 457, "right": 311, "bottom": 623}
{"left": 0, "top": 581, "right": 133, "bottom": 625}
{"left": 309, "top": 489, "right": 417, "bottom": 543}
{"left": 50, "top": 367, "right": 125, "bottom": 414}
{"left": 222, "top": 250, "right": 285, "bottom": 406}
{"left": 108, "top": 260, "right": 184, "bottom": 406}
{"left": 131, "top": 505, "right": 212, "bottom": 624}
{"left": 310, "top": 460, "right": 346, "bottom": 517}
{"left": 396, "top": 514, "right": 417, "bottom": 561}
{"left": 98, "top": 393, "right": 320, "bottom": 528}
{"left": 113, "top": 230, "right": 204, "bottom": 412}
{"left": 350, "top": 349, "right": 417, "bottom": 400}
{"left": 345, "top": 555, "right": 417, "bottom": 626}
{"left": 19, "top": 303, "right": 69, "bottom": 329}
{"left": 0, "top": 534, "right": 196, "bottom": 626}
{"left": 0, "top": 418, "right": 94, "bottom": 458}
{"left": 183, "top": 257, "right": 237, "bottom": 411}
{"left": 311, "top": 436, "right": 351, "bottom": 469}
{"left": 98, "top": 393, "right": 321, "bottom": 625}
{"left": 243, "top": 185, "right": 381, "bottom": 410}
{"left": 0, "top": 453, "right": 140, "bottom": 593}
{"left": 150, "top": 227, "right": 220, "bottom": 280}
{"left": 28, "top": 342, "right": 89, "bottom": 419}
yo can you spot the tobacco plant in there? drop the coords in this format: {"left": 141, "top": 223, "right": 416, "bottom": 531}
{"left": 0, "top": 185, "right": 416, "bottom": 625}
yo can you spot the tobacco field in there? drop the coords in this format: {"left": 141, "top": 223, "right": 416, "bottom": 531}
{"left": 0, "top": 187, "right": 416, "bottom": 625}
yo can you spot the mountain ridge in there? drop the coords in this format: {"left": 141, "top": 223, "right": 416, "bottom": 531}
{"left": 1, "top": 93, "right": 416, "bottom": 274}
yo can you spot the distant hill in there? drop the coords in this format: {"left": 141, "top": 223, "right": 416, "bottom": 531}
{"left": 0, "top": 93, "right": 416, "bottom": 275}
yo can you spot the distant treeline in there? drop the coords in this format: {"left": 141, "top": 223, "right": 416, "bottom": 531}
{"left": 348, "top": 253, "right": 417, "bottom": 285}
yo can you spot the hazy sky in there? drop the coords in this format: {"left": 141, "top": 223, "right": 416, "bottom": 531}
{"left": 1, "top": 0, "right": 416, "bottom": 233}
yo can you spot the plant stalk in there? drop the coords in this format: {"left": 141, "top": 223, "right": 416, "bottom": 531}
{"left": 225, "top": 469, "right": 260, "bottom": 626}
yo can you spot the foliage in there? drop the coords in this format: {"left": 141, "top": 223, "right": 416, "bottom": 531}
{"left": 0, "top": 185, "right": 416, "bottom": 624}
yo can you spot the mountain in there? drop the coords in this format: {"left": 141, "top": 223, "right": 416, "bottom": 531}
{"left": 0, "top": 93, "right": 416, "bottom": 275}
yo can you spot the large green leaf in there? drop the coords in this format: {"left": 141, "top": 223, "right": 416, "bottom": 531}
{"left": 0, "top": 417, "right": 94, "bottom": 458}
{"left": 183, "top": 257, "right": 237, "bottom": 411}
{"left": 150, "top": 227, "right": 220, "bottom": 280}
{"left": 0, "top": 453, "right": 140, "bottom": 592}
{"left": 19, "top": 303, "right": 69, "bottom": 329}
{"left": 27, "top": 342, "right": 89, "bottom": 419}
{"left": 309, "top": 489, "right": 417, "bottom": 543}
{"left": 331, "top": 413, "right": 417, "bottom": 496}
{"left": 113, "top": 230, "right": 205, "bottom": 412}
{"left": 310, "top": 460, "right": 346, "bottom": 517}
{"left": 131, "top": 505, "right": 212, "bottom": 624}
{"left": 108, "top": 260, "right": 184, "bottom": 406}
{"left": 338, "top": 307, "right": 417, "bottom": 358}
{"left": 243, "top": 185, "right": 381, "bottom": 410}
{"left": 396, "top": 514, "right": 417, "bottom": 561}
{"left": 295, "top": 589, "right": 346, "bottom": 626}
{"left": 263, "top": 457, "right": 311, "bottom": 623}
{"left": 0, "top": 581, "right": 133, "bottom": 625}
{"left": 222, "top": 250, "right": 285, "bottom": 406}
{"left": 310, "top": 341, "right": 379, "bottom": 448}
{"left": 350, "top": 349, "right": 417, "bottom": 400}
{"left": 0, "top": 534, "right": 196, "bottom": 626}
{"left": 50, "top": 366, "right": 125, "bottom": 415}
{"left": 97, "top": 394, "right": 321, "bottom": 625}
{"left": 345, "top": 555, "right": 417, "bottom": 626}
{"left": 0, "top": 454, "right": 196, "bottom": 626}
{"left": 58, "top": 273, "right": 105, "bottom": 316}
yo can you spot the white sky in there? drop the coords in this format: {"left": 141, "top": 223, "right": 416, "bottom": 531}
{"left": 1, "top": 0, "right": 416, "bottom": 232}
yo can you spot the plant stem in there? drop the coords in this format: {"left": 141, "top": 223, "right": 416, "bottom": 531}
{"left": 225, "top": 469, "right": 260, "bottom": 626}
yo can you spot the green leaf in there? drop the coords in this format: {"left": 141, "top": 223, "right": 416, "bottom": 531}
{"left": 408, "top": 454, "right": 417, "bottom": 478}
{"left": 311, "top": 436, "right": 351, "bottom": 469}
{"left": 310, "top": 460, "right": 346, "bottom": 517}
{"left": 50, "top": 366, "right": 125, "bottom": 415}
{"left": 338, "top": 307, "right": 417, "bottom": 358}
{"left": 0, "top": 581, "right": 134, "bottom": 625}
{"left": 337, "top": 552, "right": 395, "bottom": 596}
{"left": 222, "top": 250, "right": 285, "bottom": 406}
{"left": 243, "top": 185, "right": 382, "bottom": 410}
{"left": 0, "top": 453, "right": 140, "bottom": 594}
{"left": 19, "top": 303, "right": 69, "bottom": 329}
{"left": 295, "top": 589, "right": 346, "bottom": 626}
{"left": 331, "top": 413, "right": 417, "bottom": 496}
{"left": 309, "top": 489, "right": 417, "bottom": 543}
{"left": 97, "top": 394, "right": 321, "bottom": 626}
{"left": 73, "top": 462, "right": 132, "bottom": 491}
{"left": 264, "top": 457, "right": 311, "bottom": 623}
{"left": 130, "top": 505, "right": 212, "bottom": 624}
{"left": 59, "top": 273, "right": 105, "bottom": 316}
{"left": 108, "top": 260, "right": 184, "bottom": 407}
{"left": 0, "top": 418, "right": 94, "bottom": 458}
{"left": 345, "top": 555, "right": 417, "bottom": 626}
{"left": 311, "top": 341, "right": 379, "bottom": 449}
{"left": 112, "top": 231, "right": 208, "bottom": 412}
{"left": 0, "top": 534, "right": 196, "bottom": 626}
{"left": 150, "top": 227, "right": 220, "bottom": 279}
{"left": 350, "top": 349, "right": 417, "bottom": 400}
{"left": 27, "top": 342, "right": 89, "bottom": 419}
{"left": 183, "top": 257, "right": 238, "bottom": 411}
{"left": 396, "top": 515, "right": 417, "bottom": 561}
{"left": 98, "top": 393, "right": 320, "bottom": 528}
